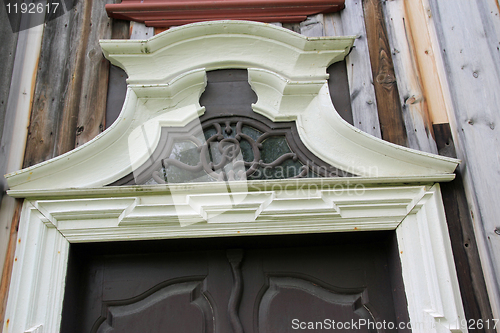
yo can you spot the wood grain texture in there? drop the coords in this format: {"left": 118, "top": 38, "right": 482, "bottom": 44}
{"left": 0, "top": 12, "right": 44, "bottom": 331}
{"left": 428, "top": 0, "right": 500, "bottom": 318}
{"left": 75, "top": 0, "right": 116, "bottom": 148}
{"left": 111, "top": 18, "right": 130, "bottom": 40}
{"left": 23, "top": 0, "right": 116, "bottom": 167}
{"left": 401, "top": 0, "right": 448, "bottom": 125}
{"left": 363, "top": 0, "right": 408, "bottom": 146}
{"left": 55, "top": 0, "right": 93, "bottom": 156}
{"left": 441, "top": 174, "right": 495, "bottom": 333}
{"left": 381, "top": 0, "right": 438, "bottom": 153}
{"left": 323, "top": 1, "right": 382, "bottom": 138}
{"left": 435, "top": 123, "right": 495, "bottom": 332}
{"left": 23, "top": 0, "right": 88, "bottom": 167}
{"left": 295, "top": 14, "right": 354, "bottom": 125}
{"left": 0, "top": 199, "right": 22, "bottom": 330}
{"left": 0, "top": 7, "right": 20, "bottom": 157}
{"left": 0, "top": 3, "right": 21, "bottom": 284}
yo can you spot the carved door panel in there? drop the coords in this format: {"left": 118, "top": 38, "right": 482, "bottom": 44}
{"left": 61, "top": 231, "right": 409, "bottom": 333}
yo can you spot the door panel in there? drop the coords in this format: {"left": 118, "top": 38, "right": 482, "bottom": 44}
{"left": 61, "top": 231, "right": 410, "bottom": 333}
{"left": 96, "top": 280, "right": 214, "bottom": 333}
{"left": 257, "top": 277, "right": 372, "bottom": 333}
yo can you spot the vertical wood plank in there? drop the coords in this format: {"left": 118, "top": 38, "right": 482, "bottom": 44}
{"left": 401, "top": 0, "right": 449, "bottom": 125}
{"left": 0, "top": 2, "right": 21, "bottom": 281}
{"left": 53, "top": 0, "right": 94, "bottom": 157}
{"left": 105, "top": 19, "right": 130, "bottom": 129}
{"left": 299, "top": 14, "right": 325, "bottom": 37}
{"left": 434, "top": 123, "right": 495, "bottom": 332}
{"left": 0, "top": 11, "right": 44, "bottom": 329}
{"left": 23, "top": 0, "right": 121, "bottom": 166}
{"left": 23, "top": 0, "right": 89, "bottom": 167}
{"left": 0, "top": 200, "right": 22, "bottom": 329}
{"left": 324, "top": 0, "right": 382, "bottom": 138}
{"left": 129, "top": 21, "right": 154, "bottom": 40}
{"left": 381, "top": 0, "right": 439, "bottom": 153}
{"left": 0, "top": 7, "right": 20, "bottom": 159}
{"left": 322, "top": 12, "right": 344, "bottom": 36}
{"left": 440, "top": 174, "right": 496, "bottom": 333}
{"left": 75, "top": 0, "right": 116, "bottom": 148}
{"left": 298, "top": 14, "right": 354, "bottom": 125}
{"left": 363, "top": 0, "right": 408, "bottom": 146}
{"left": 428, "top": 0, "right": 500, "bottom": 319}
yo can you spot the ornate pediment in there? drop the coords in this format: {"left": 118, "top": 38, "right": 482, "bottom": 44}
{"left": 5, "top": 20, "right": 458, "bottom": 192}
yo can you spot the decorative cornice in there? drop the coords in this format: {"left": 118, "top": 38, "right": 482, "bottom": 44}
{"left": 4, "top": 21, "right": 459, "bottom": 192}
{"left": 33, "top": 184, "right": 429, "bottom": 241}
{"left": 105, "top": 0, "right": 345, "bottom": 27}
{"left": 99, "top": 21, "right": 355, "bottom": 84}
{"left": 6, "top": 175, "right": 455, "bottom": 199}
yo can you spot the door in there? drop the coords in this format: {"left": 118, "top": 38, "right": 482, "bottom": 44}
{"left": 60, "top": 231, "right": 410, "bottom": 332}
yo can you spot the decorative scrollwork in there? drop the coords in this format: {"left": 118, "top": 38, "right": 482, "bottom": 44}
{"left": 110, "top": 69, "right": 354, "bottom": 186}
{"left": 159, "top": 120, "right": 307, "bottom": 182}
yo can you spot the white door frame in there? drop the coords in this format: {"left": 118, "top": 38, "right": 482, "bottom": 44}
{"left": 3, "top": 21, "right": 466, "bottom": 333}
{"left": 4, "top": 179, "right": 466, "bottom": 332}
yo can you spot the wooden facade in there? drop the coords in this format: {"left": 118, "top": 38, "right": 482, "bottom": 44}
{"left": 1, "top": 0, "right": 499, "bottom": 331}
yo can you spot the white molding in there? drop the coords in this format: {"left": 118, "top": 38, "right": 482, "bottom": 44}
{"left": 5, "top": 175, "right": 456, "bottom": 199}
{"left": 3, "top": 182, "right": 466, "bottom": 332}
{"left": 3, "top": 202, "right": 69, "bottom": 333}
{"left": 32, "top": 183, "right": 427, "bottom": 242}
{"left": 100, "top": 20, "right": 355, "bottom": 84}
{"left": 4, "top": 20, "right": 459, "bottom": 192}
{"left": 397, "top": 184, "right": 467, "bottom": 333}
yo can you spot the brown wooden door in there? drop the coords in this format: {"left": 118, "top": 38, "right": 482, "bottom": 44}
{"left": 60, "top": 231, "right": 410, "bottom": 333}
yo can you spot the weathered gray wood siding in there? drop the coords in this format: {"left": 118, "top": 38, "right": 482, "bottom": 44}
{"left": 428, "top": 0, "right": 500, "bottom": 320}
{"left": 0, "top": 0, "right": 21, "bottom": 263}
{"left": 23, "top": 0, "right": 117, "bottom": 168}
{"left": 0, "top": 8, "right": 46, "bottom": 327}
{"left": 0, "top": 5, "right": 21, "bottom": 324}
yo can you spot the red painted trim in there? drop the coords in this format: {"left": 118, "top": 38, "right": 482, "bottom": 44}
{"left": 106, "top": 0, "right": 345, "bottom": 27}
